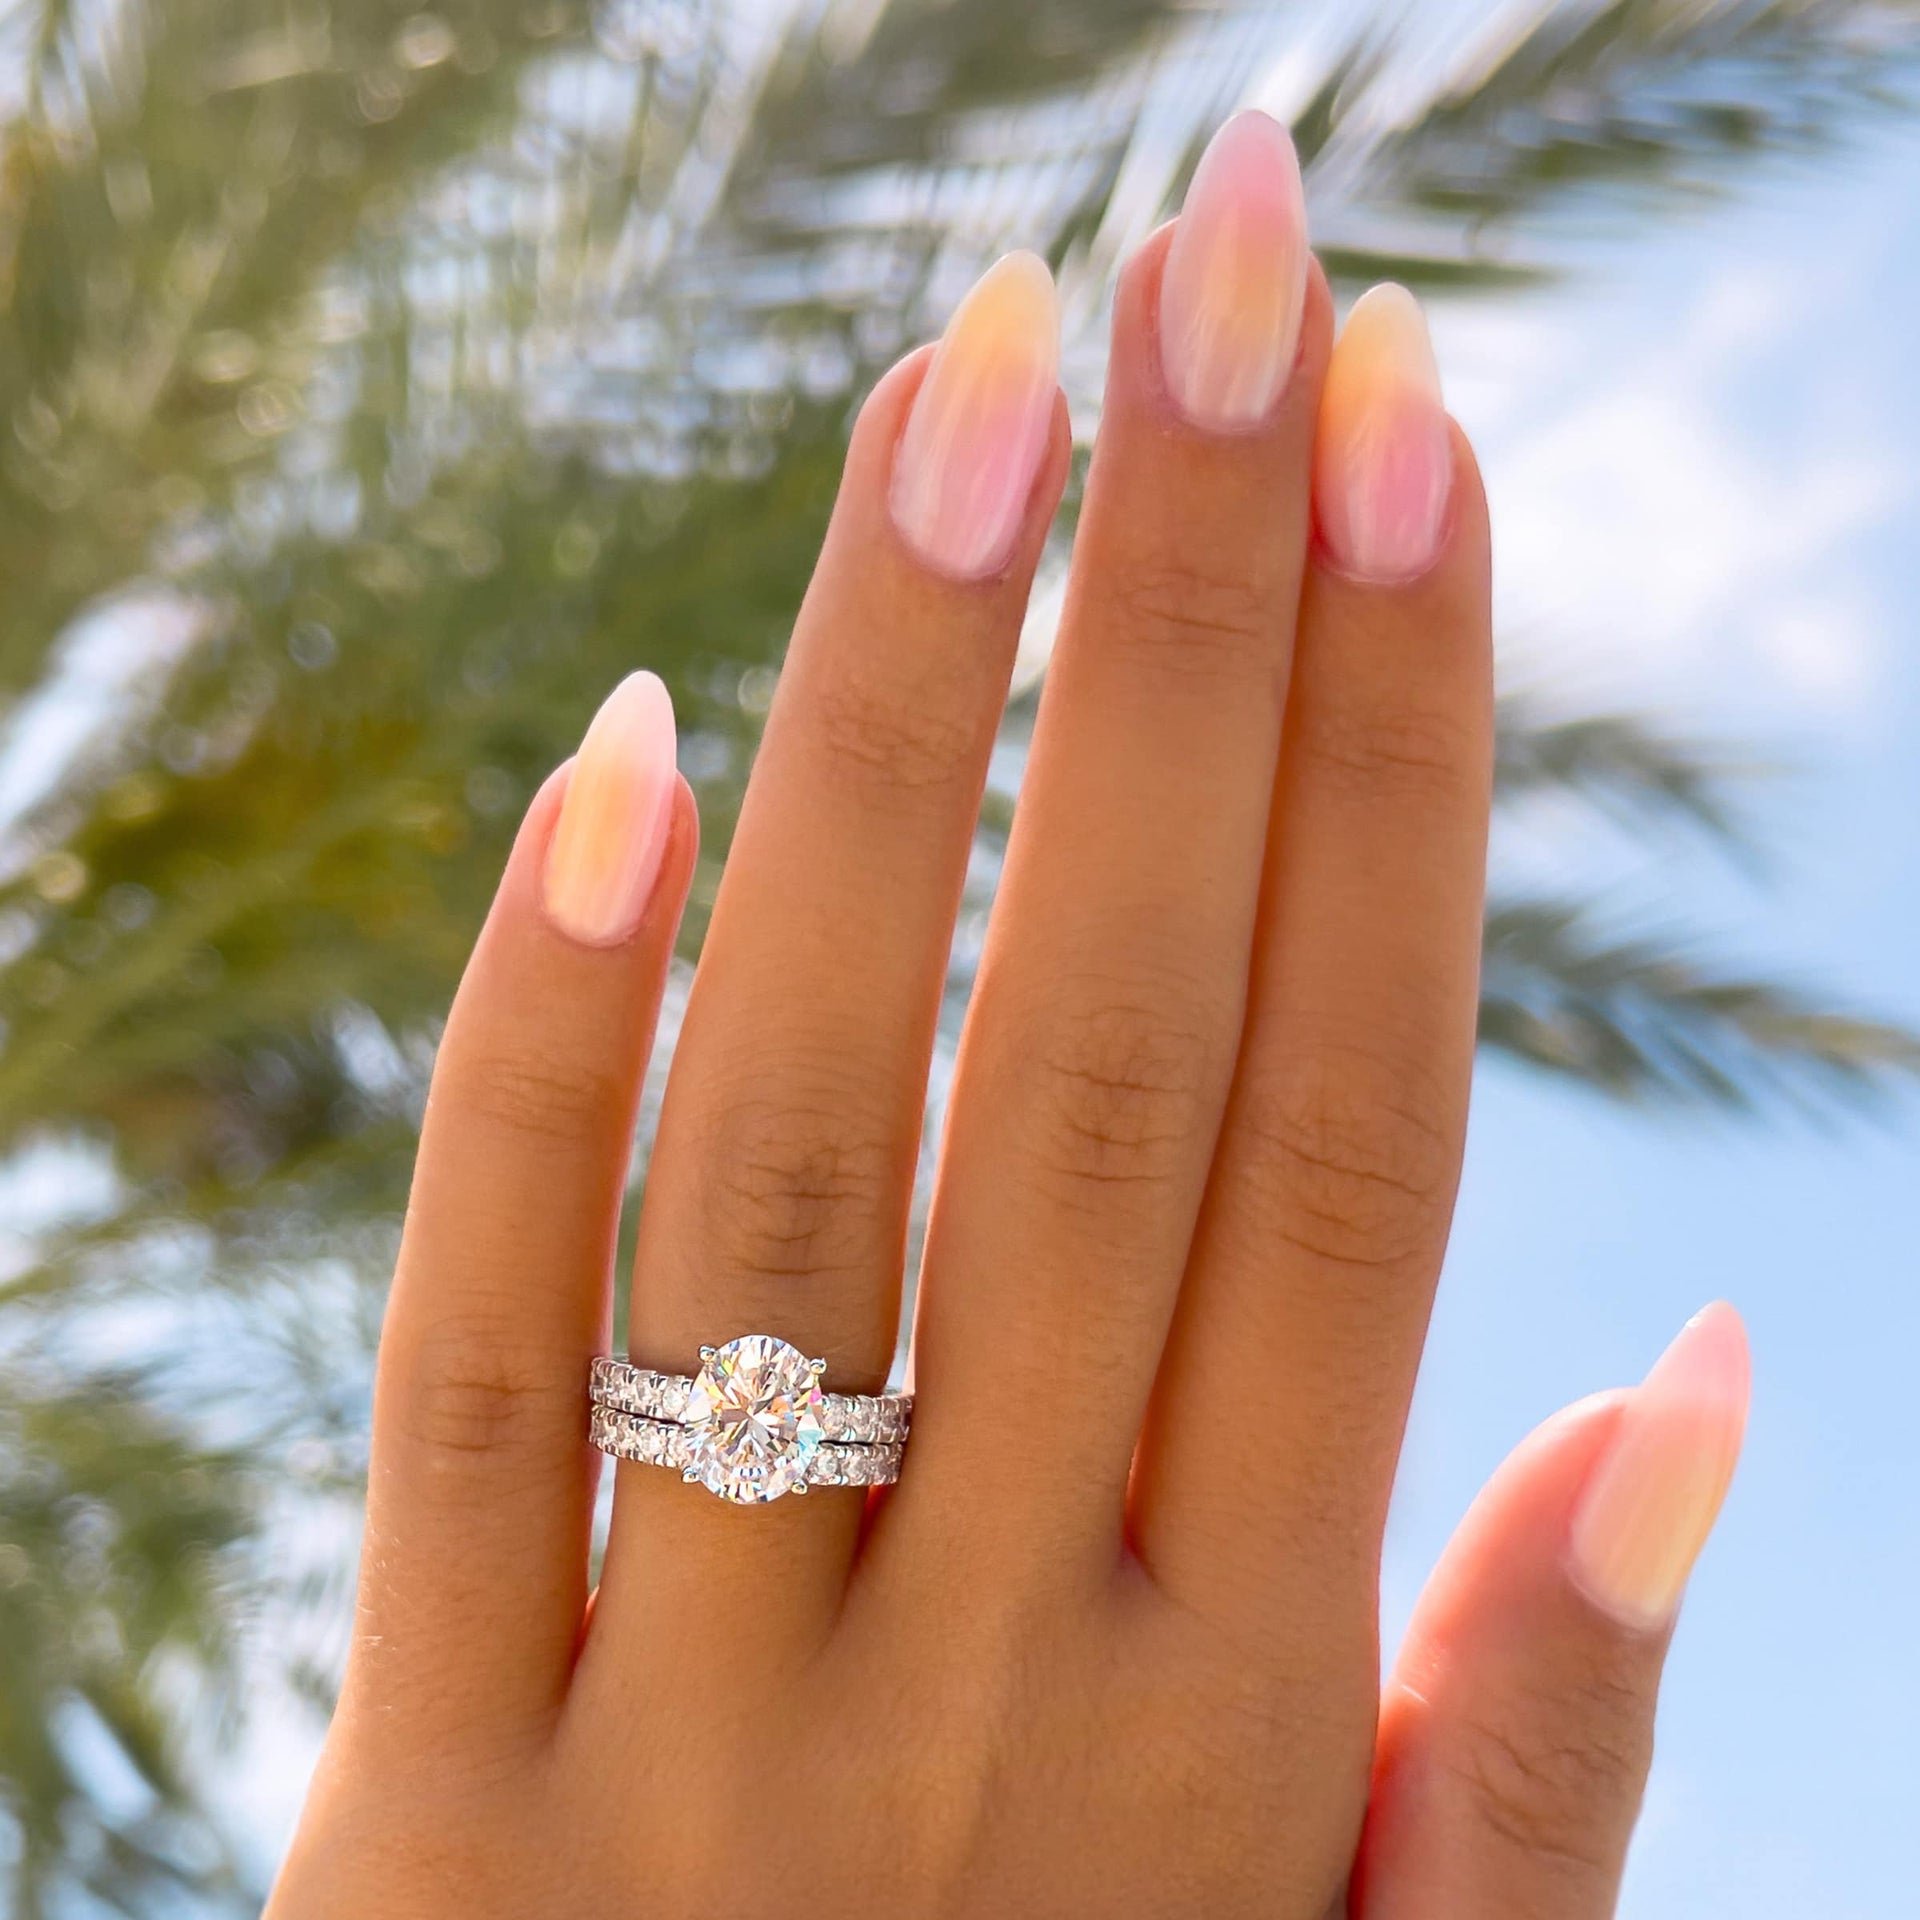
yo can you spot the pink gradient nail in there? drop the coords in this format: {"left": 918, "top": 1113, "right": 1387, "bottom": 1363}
{"left": 542, "top": 672, "right": 678, "bottom": 947}
{"left": 1313, "top": 283, "right": 1453, "bottom": 582}
{"left": 889, "top": 251, "right": 1060, "bottom": 580}
{"left": 1157, "top": 110, "right": 1310, "bottom": 431}
{"left": 1567, "top": 1302, "right": 1752, "bottom": 1632}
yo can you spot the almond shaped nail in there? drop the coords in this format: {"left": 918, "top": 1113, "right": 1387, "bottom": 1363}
{"left": 543, "top": 671, "right": 678, "bottom": 947}
{"left": 1314, "top": 283, "right": 1453, "bottom": 582}
{"left": 889, "top": 250, "right": 1060, "bottom": 581}
{"left": 1568, "top": 1302, "right": 1751, "bottom": 1632}
{"left": 1158, "top": 109, "right": 1310, "bottom": 431}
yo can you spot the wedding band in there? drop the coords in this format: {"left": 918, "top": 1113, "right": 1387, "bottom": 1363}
{"left": 588, "top": 1407, "right": 903, "bottom": 1492}
{"left": 588, "top": 1334, "right": 912, "bottom": 1505}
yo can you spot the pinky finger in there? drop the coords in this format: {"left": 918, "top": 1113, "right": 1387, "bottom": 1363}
{"left": 1355, "top": 1305, "right": 1750, "bottom": 1919}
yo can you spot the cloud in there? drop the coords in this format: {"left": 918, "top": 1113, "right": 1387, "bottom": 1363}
{"left": 1437, "top": 257, "right": 1906, "bottom": 728}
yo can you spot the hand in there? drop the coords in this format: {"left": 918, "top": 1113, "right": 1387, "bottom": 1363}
{"left": 269, "top": 113, "right": 1747, "bottom": 1920}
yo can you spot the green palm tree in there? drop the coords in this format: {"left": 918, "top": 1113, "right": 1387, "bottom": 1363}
{"left": 2, "top": 0, "right": 1917, "bottom": 1909}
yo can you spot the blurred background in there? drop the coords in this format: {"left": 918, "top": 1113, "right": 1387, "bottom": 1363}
{"left": 0, "top": 0, "right": 1916, "bottom": 1912}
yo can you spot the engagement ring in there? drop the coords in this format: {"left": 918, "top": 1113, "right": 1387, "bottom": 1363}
{"left": 588, "top": 1334, "right": 911, "bottom": 1505}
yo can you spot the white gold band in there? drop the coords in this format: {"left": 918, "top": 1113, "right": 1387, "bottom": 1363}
{"left": 588, "top": 1336, "right": 911, "bottom": 1504}
{"left": 589, "top": 1405, "right": 903, "bottom": 1489}
{"left": 589, "top": 1355, "right": 913, "bottom": 1446}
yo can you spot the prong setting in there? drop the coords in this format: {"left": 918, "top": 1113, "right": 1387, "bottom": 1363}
{"left": 588, "top": 1337, "right": 911, "bottom": 1503}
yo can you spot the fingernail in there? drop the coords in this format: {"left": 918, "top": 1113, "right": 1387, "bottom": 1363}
{"left": 1568, "top": 1302, "right": 1751, "bottom": 1632}
{"left": 1157, "top": 110, "right": 1310, "bottom": 431}
{"left": 543, "top": 672, "right": 678, "bottom": 946}
{"left": 1313, "top": 283, "right": 1453, "bottom": 581}
{"left": 889, "top": 250, "right": 1060, "bottom": 580}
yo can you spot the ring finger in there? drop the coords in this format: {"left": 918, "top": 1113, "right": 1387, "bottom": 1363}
{"left": 584, "top": 254, "right": 1068, "bottom": 1677}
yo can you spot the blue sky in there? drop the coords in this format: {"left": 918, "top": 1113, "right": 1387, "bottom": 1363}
{"left": 1383, "top": 121, "right": 1920, "bottom": 1920}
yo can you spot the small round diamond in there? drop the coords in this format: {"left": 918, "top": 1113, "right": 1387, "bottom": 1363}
{"left": 680, "top": 1335, "right": 827, "bottom": 1504}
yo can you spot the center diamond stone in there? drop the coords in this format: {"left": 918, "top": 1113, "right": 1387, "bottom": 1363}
{"left": 681, "top": 1335, "right": 826, "bottom": 1504}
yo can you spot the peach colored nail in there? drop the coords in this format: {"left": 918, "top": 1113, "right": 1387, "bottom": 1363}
{"left": 542, "top": 671, "right": 677, "bottom": 946}
{"left": 889, "top": 251, "right": 1060, "bottom": 580}
{"left": 1314, "top": 283, "right": 1453, "bottom": 581}
{"left": 1157, "top": 110, "right": 1310, "bottom": 431}
{"left": 1568, "top": 1302, "right": 1751, "bottom": 1632}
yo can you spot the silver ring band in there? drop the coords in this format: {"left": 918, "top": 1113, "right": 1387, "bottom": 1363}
{"left": 590, "top": 1356, "right": 912, "bottom": 1446}
{"left": 589, "top": 1406, "right": 904, "bottom": 1489}
{"left": 588, "top": 1334, "right": 912, "bottom": 1504}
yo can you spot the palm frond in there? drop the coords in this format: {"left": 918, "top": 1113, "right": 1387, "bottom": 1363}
{"left": 1493, "top": 695, "right": 1762, "bottom": 844}
{"left": 1481, "top": 899, "right": 1920, "bottom": 1108}
{"left": 0, "top": 0, "right": 566, "bottom": 701}
{"left": 1414, "top": 0, "right": 1920, "bottom": 202}
{"left": 0, "top": 1370, "right": 256, "bottom": 1915}
{"left": 1310, "top": 0, "right": 1920, "bottom": 286}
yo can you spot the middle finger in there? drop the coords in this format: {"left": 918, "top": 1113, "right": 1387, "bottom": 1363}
{"left": 900, "top": 113, "right": 1330, "bottom": 1566}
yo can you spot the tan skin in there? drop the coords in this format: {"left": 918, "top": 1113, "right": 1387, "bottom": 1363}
{"left": 271, "top": 231, "right": 1686, "bottom": 1919}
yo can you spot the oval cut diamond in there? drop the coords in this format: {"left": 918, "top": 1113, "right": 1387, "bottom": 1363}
{"left": 681, "top": 1335, "right": 826, "bottom": 1503}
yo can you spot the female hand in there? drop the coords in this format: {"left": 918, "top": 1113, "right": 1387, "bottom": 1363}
{"left": 269, "top": 112, "right": 1747, "bottom": 1920}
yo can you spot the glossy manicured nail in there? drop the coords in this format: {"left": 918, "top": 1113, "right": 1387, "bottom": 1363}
{"left": 1158, "top": 110, "right": 1310, "bottom": 431}
{"left": 1314, "top": 283, "right": 1453, "bottom": 581}
{"left": 1568, "top": 1302, "right": 1751, "bottom": 1632}
{"left": 889, "top": 250, "right": 1060, "bottom": 580}
{"left": 543, "top": 671, "right": 677, "bottom": 946}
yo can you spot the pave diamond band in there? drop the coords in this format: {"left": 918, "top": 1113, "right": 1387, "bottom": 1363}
{"left": 588, "top": 1334, "right": 912, "bottom": 1504}
{"left": 589, "top": 1406, "right": 904, "bottom": 1489}
{"left": 590, "top": 1356, "right": 913, "bottom": 1446}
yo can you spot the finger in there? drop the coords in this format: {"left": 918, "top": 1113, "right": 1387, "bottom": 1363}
{"left": 902, "top": 113, "right": 1328, "bottom": 1565}
{"left": 350, "top": 676, "right": 694, "bottom": 1738}
{"left": 586, "top": 255, "right": 1066, "bottom": 1664}
{"left": 1355, "top": 1305, "right": 1751, "bottom": 1920}
{"left": 1134, "top": 287, "right": 1493, "bottom": 1613}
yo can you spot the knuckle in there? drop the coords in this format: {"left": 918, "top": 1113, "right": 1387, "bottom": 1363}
{"left": 1109, "top": 561, "right": 1280, "bottom": 681}
{"left": 1232, "top": 1036, "right": 1456, "bottom": 1273}
{"left": 1297, "top": 698, "right": 1477, "bottom": 805}
{"left": 810, "top": 660, "right": 982, "bottom": 797}
{"left": 695, "top": 1083, "right": 900, "bottom": 1290}
{"left": 1443, "top": 1675, "right": 1651, "bottom": 1877}
{"left": 1022, "top": 987, "right": 1220, "bottom": 1203}
{"left": 399, "top": 1321, "right": 569, "bottom": 1464}
{"left": 455, "top": 1044, "right": 626, "bottom": 1147}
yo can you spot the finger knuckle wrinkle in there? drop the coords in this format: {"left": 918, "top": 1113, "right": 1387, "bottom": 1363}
{"left": 1027, "top": 999, "right": 1215, "bottom": 1196}
{"left": 1445, "top": 1699, "right": 1649, "bottom": 1878}
{"left": 699, "top": 1095, "right": 898, "bottom": 1285}
{"left": 460, "top": 1047, "right": 625, "bottom": 1145}
{"left": 1299, "top": 702, "right": 1474, "bottom": 802}
{"left": 1111, "top": 563, "right": 1278, "bottom": 680}
{"left": 813, "top": 663, "right": 981, "bottom": 796}
{"left": 404, "top": 1330, "right": 566, "bottom": 1463}
{"left": 1235, "top": 1044, "right": 1453, "bottom": 1271}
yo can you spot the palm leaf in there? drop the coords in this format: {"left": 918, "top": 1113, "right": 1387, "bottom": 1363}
{"left": 1482, "top": 899, "right": 1920, "bottom": 1107}
{"left": 1493, "top": 694, "right": 1763, "bottom": 844}
{"left": 1316, "top": 0, "right": 1920, "bottom": 287}
{"left": 0, "top": 1372, "right": 255, "bottom": 1914}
